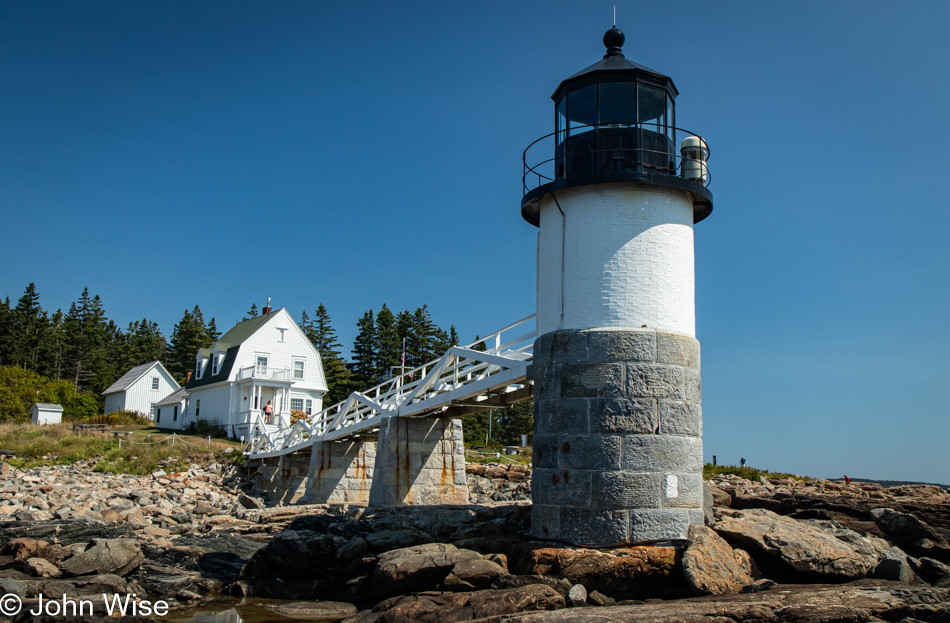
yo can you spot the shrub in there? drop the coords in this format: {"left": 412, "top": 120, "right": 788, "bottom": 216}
{"left": 184, "top": 419, "right": 229, "bottom": 439}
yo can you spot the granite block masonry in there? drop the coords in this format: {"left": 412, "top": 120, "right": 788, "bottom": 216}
{"left": 305, "top": 439, "right": 375, "bottom": 504}
{"left": 531, "top": 328, "right": 703, "bottom": 546}
{"left": 368, "top": 417, "right": 469, "bottom": 506}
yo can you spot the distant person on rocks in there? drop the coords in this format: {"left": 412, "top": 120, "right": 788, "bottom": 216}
{"left": 844, "top": 475, "right": 851, "bottom": 485}
{"left": 740, "top": 456, "right": 746, "bottom": 468}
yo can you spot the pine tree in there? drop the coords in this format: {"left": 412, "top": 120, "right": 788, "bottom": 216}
{"left": 12, "top": 283, "right": 48, "bottom": 371}
{"left": 120, "top": 318, "right": 167, "bottom": 370}
{"left": 307, "top": 304, "right": 350, "bottom": 406}
{"left": 244, "top": 303, "right": 259, "bottom": 320}
{"left": 168, "top": 306, "right": 215, "bottom": 383}
{"left": 61, "top": 288, "right": 110, "bottom": 394}
{"left": 0, "top": 298, "right": 13, "bottom": 366}
{"left": 373, "top": 304, "right": 400, "bottom": 381}
{"left": 349, "top": 309, "right": 375, "bottom": 390}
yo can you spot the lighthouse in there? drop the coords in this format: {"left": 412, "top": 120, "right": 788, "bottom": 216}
{"left": 523, "top": 27, "right": 713, "bottom": 546}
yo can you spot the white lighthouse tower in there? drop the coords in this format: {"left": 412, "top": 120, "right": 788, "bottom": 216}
{"left": 523, "top": 27, "right": 713, "bottom": 546}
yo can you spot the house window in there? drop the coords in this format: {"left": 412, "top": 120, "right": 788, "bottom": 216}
{"left": 293, "top": 360, "right": 305, "bottom": 380}
{"left": 156, "top": 408, "right": 161, "bottom": 423}
{"left": 196, "top": 359, "right": 205, "bottom": 379}
{"left": 173, "top": 406, "right": 178, "bottom": 421}
{"left": 151, "top": 377, "right": 160, "bottom": 390}
{"left": 212, "top": 356, "right": 220, "bottom": 376}
{"left": 305, "top": 399, "right": 312, "bottom": 415}
{"left": 195, "top": 399, "right": 200, "bottom": 417}
{"left": 256, "top": 356, "right": 268, "bottom": 375}
{"left": 277, "top": 328, "right": 286, "bottom": 342}
{"left": 290, "top": 398, "right": 304, "bottom": 411}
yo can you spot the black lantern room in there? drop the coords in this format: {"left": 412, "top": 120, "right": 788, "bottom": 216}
{"left": 521, "top": 28, "right": 713, "bottom": 226}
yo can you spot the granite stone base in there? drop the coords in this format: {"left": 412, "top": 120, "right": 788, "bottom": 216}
{"left": 368, "top": 417, "right": 469, "bottom": 506}
{"left": 251, "top": 451, "right": 312, "bottom": 505}
{"left": 305, "top": 439, "right": 376, "bottom": 504}
{"left": 531, "top": 328, "right": 703, "bottom": 545}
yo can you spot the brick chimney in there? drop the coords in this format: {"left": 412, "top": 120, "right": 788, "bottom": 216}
{"left": 185, "top": 371, "right": 192, "bottom": 384}
{"left": 263, "top": 296, "right": 272, "bottom": 315}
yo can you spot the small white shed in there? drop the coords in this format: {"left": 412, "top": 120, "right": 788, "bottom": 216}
{"left": 32, "top": 403, "right": 63, "bottom": 425}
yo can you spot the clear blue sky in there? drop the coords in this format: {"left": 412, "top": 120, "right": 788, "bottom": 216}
{"left": 1, "top": 2, "right": 948, "bottom": 483}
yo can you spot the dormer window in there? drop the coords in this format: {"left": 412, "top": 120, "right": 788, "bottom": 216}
{"left": 212, "top": 356, "right": 220, "bottom": 376}
{"left": 196, "top": 358, "right": 206, "bottom": 379}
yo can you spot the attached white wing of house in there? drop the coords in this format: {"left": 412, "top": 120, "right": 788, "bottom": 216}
{"left": 184, "top": 308, "right": 328, "bottom": 439}
{"left": 102, "top": 361, "right": 180, "bottom": 417}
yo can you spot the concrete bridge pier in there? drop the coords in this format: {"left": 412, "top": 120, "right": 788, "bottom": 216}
{"left": 368, "top": 417, "right": 469, "bottom": 506}
{"left": 305, "top": 439, "right": 376, "bottom": 504}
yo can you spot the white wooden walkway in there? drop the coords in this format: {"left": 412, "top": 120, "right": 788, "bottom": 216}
{"left": 245, "top": 315, "right": 536, "bottom": 459}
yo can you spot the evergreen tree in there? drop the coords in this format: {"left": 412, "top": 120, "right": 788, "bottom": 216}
{"left": 305, "top": 304, "right": 350, "bottom": 406}
{"left": 208, "top": 317, "right": 220, "bottom": 341}
{"left": 168, "top": 305, "right": 215, "bottom": 383}
{"left": 61, "top": 288, "right": 110, "bottom": 394}
{"left": 120, "top": 318, "right": 167, "bottom": 370}
{"left": 244, "top": 303, "right": 259, "bottom": 320}
{"left": 12, "top": 283, "right": 48, "bottom": 371}
{"left": 373, "top": 304, "right": 400, "bottom": 381}
{"left": 491, "top": 400, "right": 534, "bottom": 446}
{"left": 0, "top": 298, "right": 15, "bottom": 367}
{"left": 41, "top": 309, "right": 66, "bottom": 381}
{"left": 349, "top": 309, "right": 375, "bottom": 390}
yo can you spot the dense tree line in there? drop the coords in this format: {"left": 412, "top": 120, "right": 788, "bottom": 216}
{"left": 0, "top": 284, "right": 533, "bottom": 442}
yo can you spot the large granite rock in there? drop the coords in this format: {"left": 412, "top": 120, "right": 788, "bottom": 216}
{"left": 372, "top": 543, "right": 482, "bottom": 596}
{"left": 59, "top": 539, "right": 144, "bottom": 577}
{"left": 374, "top": 584, "right": 565, "bottom": 622}
{"left": 682, "top": 525, "right": 754, "bottom": 595}
{"left": 871, "top": 507, "right": 950, "bottom": 562}
{"left": 714, "top": 508, "right": 882, "bottom": 581}
{"left": 509, "top": 544, "right": 685, "bottom": 600}
{"left": 237, "top": 529, "right": 337, "bottom": 582}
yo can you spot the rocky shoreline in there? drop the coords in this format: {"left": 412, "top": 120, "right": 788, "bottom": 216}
{"left": 0, "top": 460, "right": 947, "bottom": 622}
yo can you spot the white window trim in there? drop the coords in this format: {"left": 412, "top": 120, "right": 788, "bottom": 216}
{"left": 151, "top": 377, "right": 160, "bottom": 390}
{"left": 277, "top": 328, "right": 287, "bottom": 342}
{"left": 292, "top": 358, "right": 305, "bottom": 380}
{"left": 290, "top": 397, "right": 304, "bottom": 412}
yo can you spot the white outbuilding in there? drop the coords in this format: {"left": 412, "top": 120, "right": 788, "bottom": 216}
{"left": 32, "top": 403, "right": 63, "bottom": 425}
{"left": 154, "top": 387, "right": 189, "bottom": 430}
{"left": 102, "top": 361, "right": 180, "bottom": 418}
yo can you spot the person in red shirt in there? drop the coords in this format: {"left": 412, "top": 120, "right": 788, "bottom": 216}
{"left": 844, "top": 475, "right": 851, "bottom": 485}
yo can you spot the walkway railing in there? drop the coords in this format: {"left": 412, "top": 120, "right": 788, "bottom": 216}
{"left": 245, "top": 314, "right": 536, "bottom": 458}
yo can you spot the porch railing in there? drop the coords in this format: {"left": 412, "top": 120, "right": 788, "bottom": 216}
{"left": 237, "top": 366, "right": 292, "bottom": 381}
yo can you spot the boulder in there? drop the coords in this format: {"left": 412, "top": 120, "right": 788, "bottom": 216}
{"left": 365, "top": 528, "right": 433, "bottom": 555}
{"left": 376, "top": 584, "right": 564, "bottom": 622}
{"left": 682, "top": 525, "right": 754, "bottom": 595}
{"left": 59, "top": 538, "right": 144, "bottom": 577}
{"left": 510, "top": 544, "right": 685, "bottom": 600}
{"left": 714, "top": 508, "right": 880, "bottom": 580}
{"left": 871, "top": 508, "right": 950, "bottom": 561}
{"left": 238, "top": 493, "right": 265, "bottom": 509}
{"left": 372, "top": 543, "right": 482, "bottom": 596}
{"left": 873, "top": 546, "right": 917, "bottom": 584}
{"left": 909, "top": 557, "right": 950, "bottom": 585}
{"left": 442, "top": 558, "right": 508, "bottom": 591}
{"left": 238, "top": 530, "right": 337, "bottom": 582}
{"left": 567, "top": 583, "right": 588, "bottom": 607}
{"left": 263, "top": 601, "right": 358, "bottom": 621}
{"left": 23, "top": 557, "right": 60, "bottom": 579}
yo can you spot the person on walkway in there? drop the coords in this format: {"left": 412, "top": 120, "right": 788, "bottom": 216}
{"left": 740, "top": 456, "right": 746, "bottom": 468}
{"left": 264, "top": 400, "right": 274, "bottom": 423}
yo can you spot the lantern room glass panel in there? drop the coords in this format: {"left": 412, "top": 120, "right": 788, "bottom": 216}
{"left": 637, "top": 84, "right": 667, "bottom": 132}
{"left": 567, "top": 84, "right": 597, "bottom": 134}
{"left": 599, "top": 82, "right": 637, "bottom": 125}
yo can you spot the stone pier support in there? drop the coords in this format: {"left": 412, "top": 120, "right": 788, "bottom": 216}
{"left": 531, "top": 328, "right": 704, "bottom": 546}
{"left": 305, "top": 439, "right": 376, "bottom": 504}
{"left": 368, "top": 417, "right": 468, "bottom": 506}
{"left": 250, "top": 451, "right": 312, "bottom": 505}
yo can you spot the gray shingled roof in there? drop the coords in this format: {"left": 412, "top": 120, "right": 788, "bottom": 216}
{"left": 102, "top": 361, "right": 178, "bottom": 396}
{"left": 154, "top": 387, "right": 189, "bottom": 407}
{"left": 33, "top": 403, "right": 63, "bottom": 411}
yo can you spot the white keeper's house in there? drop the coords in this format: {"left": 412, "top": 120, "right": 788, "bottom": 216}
{"left": 102, "top": 360, "right": 180, "bottom": 418}
{"left": 184, "top": 305, "right": 328, "bottom": 440}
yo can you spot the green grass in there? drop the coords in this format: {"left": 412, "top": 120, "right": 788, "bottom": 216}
{"left": 703, "top": 463, "right": 813, "bottom": 482}
{"left": 0, "top": 422, "right": 241, "bottom": 475}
